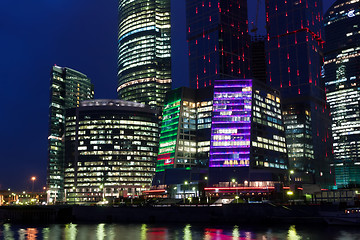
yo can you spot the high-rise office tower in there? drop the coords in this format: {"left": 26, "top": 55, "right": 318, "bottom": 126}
{"left": 117, "top": 0, "right": 171, "bottom": 108}
{"left": 154, "top": 87, "right": 213, "bottom": 185}
{"left": 47, "top": 66, "right": 93, "bottom": 203}
{"left": 266, "top": 0, "right": 334, "bottom": 187}
{"left": 156, "top": 87, "right": 214, "bottom": 171}
{"left": 208, "top": 79, "right": 288, "bottom": 186}
{"left": 186, "top": 0, "right": 251, "bottom": 89}
{"left": 64, "top": 100, "right": 159, "bottom": 204}
{"left": 251, "top": 36, "right": 267, "bottom": 83}
{"left": 324, "top": 0, "right": 360, "bottom": 188}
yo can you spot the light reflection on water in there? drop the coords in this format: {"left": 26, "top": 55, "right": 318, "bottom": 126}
{"left": 1, "top": 223, "right": 360, "bottom": 240}
{"left": 287, "top": 225, "right": 301, "bottom": 240}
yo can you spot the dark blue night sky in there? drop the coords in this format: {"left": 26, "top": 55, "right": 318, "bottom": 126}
{"left": 0, "top": 0, "right": 336, "bottom": 191}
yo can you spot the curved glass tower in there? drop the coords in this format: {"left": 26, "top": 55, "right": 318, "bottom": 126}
{"left": 64, "top": 100, "right": 159, "bottom": 204}
{"left": 117, "top": 0, "right": 171, "bottom": 108}
{"left": 324, "top": 0, "right": 360, "bottom": 188}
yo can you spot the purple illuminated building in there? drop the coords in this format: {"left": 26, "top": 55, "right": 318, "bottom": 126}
{"left": 209, "top": 79, "right": 288, "bottom": 186}
{"left": 209, "top": 79, "right": 252, "bottom": 168}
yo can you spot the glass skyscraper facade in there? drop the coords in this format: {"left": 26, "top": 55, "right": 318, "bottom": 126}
{"left": 209, "top": 79, "right": 288, "bottom": 185}
{"left": 324, "top": 0, "right": 360, "bottom": 187}
{"left": 251, "top": 36, "right": 267, "bottom": 83}
{"left": 156, "top": 87, "right": 213, "bottom": 174}
{"left": 117, "top": 0, "right": 171, "bottom": 108}
{"left": 186, "top": 0, "right": 251, "bottom": 89}
{"left": 47, "top": 66, "right": 93, "bottom": 203}
{"left": 266, "top": 0, "right": 334, "bottom": 187}
{"left": 64, "top": 100, "right": 159, "bottom": 204}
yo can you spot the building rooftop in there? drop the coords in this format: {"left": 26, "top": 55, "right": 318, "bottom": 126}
{"left": 80, "top": 99, "right": 146, "bottom": 108}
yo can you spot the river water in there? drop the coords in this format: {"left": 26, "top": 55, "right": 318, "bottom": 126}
{"left": 1, "top": 223, "right": 360, "bottom": 240}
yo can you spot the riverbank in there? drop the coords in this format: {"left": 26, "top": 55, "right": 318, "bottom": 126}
{"left": 0, "top": 203, "right": 341, "bottom": 225}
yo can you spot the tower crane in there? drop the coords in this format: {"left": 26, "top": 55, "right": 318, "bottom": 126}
{"left": 251, "top": 0, "right": 262, "bottom": 35}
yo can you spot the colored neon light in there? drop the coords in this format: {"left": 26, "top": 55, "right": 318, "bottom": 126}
{"left": 269, "top": 27, "right": 324, "bottom": 44}
{"left": 118, "top": 26, "right": 157, "bottom": 42}
{"left": 143, "top": 189, "right": 166, "bottom": 194}
{"left": 209, "top": 79, "right": 253, "bottom": 168}
{"left": 156, "top": 98, "right": 182, "bottom": 172}
{"left": 204, "top": 187, "right": 275, "bottom": 191}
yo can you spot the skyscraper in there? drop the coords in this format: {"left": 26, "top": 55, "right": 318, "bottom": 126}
{"left": 64, "top": 100, "right": 159, "bottom": 204}
{"left": 47, "top": 66, "right": 93, "bottom": 203}
{"left": 154, "top": 87, "right": 213, "bottom": 175}
{"left": 117, "top": 0, "right": 171, "bottom": 108}
{"left": 186, "top": 0, "right": 251, "bottom": 89}
{"left": 266, "top": 0, "right": 334, "bottom": 187}
{"left": 324, "top": 0, "right": 360, "bottom": 188}
{"left": 208, "top": 79, "right": 288, "bottom": 186}
{"left": 251, "top": 36, "right": 267, "bottom": 83}
{"left": 150, "top": 87, "right": 212, "bottom": 199}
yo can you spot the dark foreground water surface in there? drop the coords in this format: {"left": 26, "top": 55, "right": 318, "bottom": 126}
{"left": 1, "top": 223, "right": 360, "bottom": 240}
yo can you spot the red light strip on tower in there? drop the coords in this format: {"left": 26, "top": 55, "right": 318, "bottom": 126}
{"left": 204, "top": 187, "right": 276, "bottom": 191}
{"left": 269, "top": 28, "right": 324, "bottom": 44}
{"left": 143, "top": 189, "right": 166, "bottom": 194}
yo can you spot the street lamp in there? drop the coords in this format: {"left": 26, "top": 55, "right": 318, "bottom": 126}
{"left": 289, "top": 170, "right": 295, "bottom": 180}
{"left": 99, "top": 184, "right": 105, "bottom": 202}
{"left": 31, "top": 177, "right": 36, "bottom": 193}
{"left": 72, "top": 187, "right": 76, "bottom": 204}
{"left": 287, "top": 190, "right": 294, "bottom": 203}
{"left": 232, "top": 179, "right": 238, "bottom": 203}
{"left": 183, "top": 181, "right": 188, "bottom": 203}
